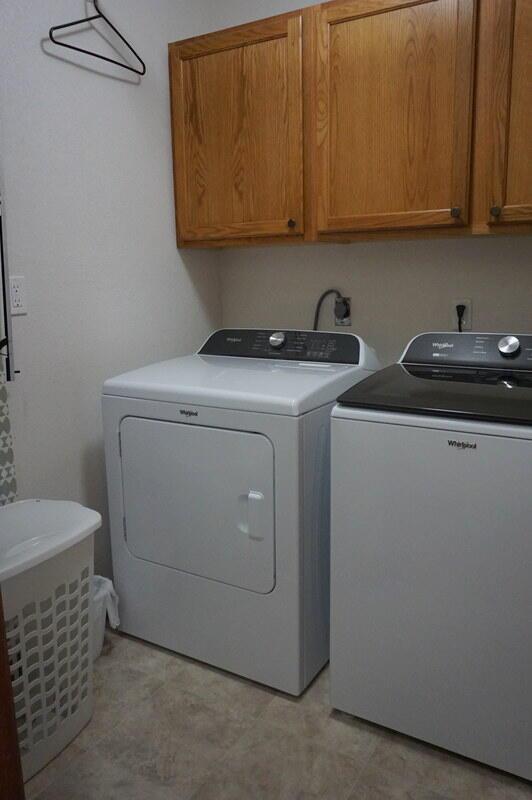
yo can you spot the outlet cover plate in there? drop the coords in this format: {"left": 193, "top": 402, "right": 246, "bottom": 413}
{"left": 10, "top": 276, "right": 27, "bottom": 316}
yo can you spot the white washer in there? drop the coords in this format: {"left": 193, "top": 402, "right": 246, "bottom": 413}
{"left": 331, "top": 332, "right": 532, "bottom": 780}
{"left": 103, "top": 329, "right": 379, "bottom": 695}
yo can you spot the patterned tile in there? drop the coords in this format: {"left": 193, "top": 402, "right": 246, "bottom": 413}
{"left": 25, "top": 633, "right": 532, "bottom": 800}
{"left": 0, "top": 364, "right": 16, "bottom": 505}
{"left": 348, "top": 731, "right": 532, "bottom": 800}
{"left": 32, "top": 748, "right": 185, "bottom": 800}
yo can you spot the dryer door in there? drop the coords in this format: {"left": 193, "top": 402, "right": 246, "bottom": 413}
{"left": 119, "top": 417, "right": 275, "bottom": 593}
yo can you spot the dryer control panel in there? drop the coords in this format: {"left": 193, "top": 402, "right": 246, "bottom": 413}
{"left": 403, "top": 333, "right": 532, "bottom": 370}
{"left": 200, "top": 329, "right": 361, "bottom": 364}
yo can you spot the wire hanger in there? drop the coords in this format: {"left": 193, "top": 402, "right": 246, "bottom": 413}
{"left": 49, "top": 0, "right": 146, "bottom": 76}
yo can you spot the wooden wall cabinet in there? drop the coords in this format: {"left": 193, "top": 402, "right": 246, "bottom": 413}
{"left": 169, "top": 13, "right": 304, "bottom": 246}
{"left": 472, "top": 0, "right": 532, "bottom": 231}
{"left": 169, "top": 0, "right": 531, "bottom": 248}
{"left": 312, "top": 0, "right": 476, "bottom": 236}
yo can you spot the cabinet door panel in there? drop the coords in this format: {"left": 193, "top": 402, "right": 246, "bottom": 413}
{"left": 470, "top": 0, "right": 532, "bottom": 232}
{"left": 315, "top": 0, "right": 476, "bottom": 233}
{"left": 170, "top": 15, "right": 303, "bottom": 244}
{"left": 506, "top": 1, "right": 532, "bottom": 212}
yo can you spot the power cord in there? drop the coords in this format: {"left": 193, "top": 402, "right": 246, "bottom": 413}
{"left": 313, "top": 289, "right": 347, "bottom": 331}
{"left": 456, "top": 304, "right": 466, "bottom": 333}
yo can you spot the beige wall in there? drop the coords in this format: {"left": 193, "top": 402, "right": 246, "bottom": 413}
{"left": 220, "top": 237, "right": 532, "bottom": 366}
{"left": 0, "top": 1, "right": 222, "bottom": 575}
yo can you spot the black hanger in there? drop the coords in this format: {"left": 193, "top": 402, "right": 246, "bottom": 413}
{"left": 49, "top": 0, "right": 146, "bottom": 76}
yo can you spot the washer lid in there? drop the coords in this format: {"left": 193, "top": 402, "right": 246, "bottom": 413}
{"left": 0, "top": 500, "right": 101, "bottom": 582}
{"left": 336, "top": 363, "right": 532, "bottom": 426}
{"left": 103, "top": 354, "right": 376, "bottom": 416}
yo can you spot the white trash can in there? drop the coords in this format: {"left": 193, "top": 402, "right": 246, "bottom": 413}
{"left": 91, "top": 575, "right": 120, "bottom": 661}
{"left": 0, "top": 499, "right": 101, "bottom": 781}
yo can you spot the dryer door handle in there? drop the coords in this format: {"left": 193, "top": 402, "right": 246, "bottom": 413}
{"left": 247, "top": 490, "right": 266, "bottom": 541}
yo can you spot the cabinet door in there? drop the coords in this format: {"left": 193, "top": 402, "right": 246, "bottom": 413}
{"left": 169, "top": 15, "right": 303, "bottom": 244}
{"left": 313, "top": 0, "right": 476, "bottom": 234}
{"left": 474, "top": 0, "right": 532, "bottom": 228}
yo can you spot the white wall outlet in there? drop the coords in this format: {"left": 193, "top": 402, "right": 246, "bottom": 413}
{"left": 10, "top": 276, "right": 27, "bottom": 316}
{"left": 452, "top": 298, "right": 472, "bottom": 331}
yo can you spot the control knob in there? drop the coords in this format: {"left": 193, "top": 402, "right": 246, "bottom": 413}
{"left": 269, "top": 331, "right": 286, "bottom": 350}
{"left": 498, "top": 335, "right": 521, "bottom": 358}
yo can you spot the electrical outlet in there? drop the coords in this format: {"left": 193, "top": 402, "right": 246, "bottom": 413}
{"left": 335, "top": 296, "right": 352, "bottom": 327}
{"left": 10, "top": 276, "right": 27, "bottom": 316}
{"left": 452, "top": 298, "right": 472, "bottom": 331}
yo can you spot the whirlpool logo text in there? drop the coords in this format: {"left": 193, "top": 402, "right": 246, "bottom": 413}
{"left": 448, "top": 440, "right": 477, "bottom": 450}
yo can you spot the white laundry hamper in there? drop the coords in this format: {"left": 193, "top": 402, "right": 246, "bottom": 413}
{"left": 0, "top": 499, "right": 101, "bottom": 781}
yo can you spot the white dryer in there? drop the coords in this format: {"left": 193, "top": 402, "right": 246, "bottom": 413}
{"left": 103, "top": 329, "right": 379, "bottom": 695}
{"left": 331, "top": 332, "right": 532, "bottom": 780}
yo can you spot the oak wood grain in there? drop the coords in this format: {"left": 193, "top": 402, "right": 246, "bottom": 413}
{"left": 503, "top": 0, "right": 532, "bottom": 214}
{"left": 450, "top": 0, "right": 477, "bottom": 224}
{"left": 471, "top": 0, "right": 532, "bottom": 231}
{"left": 303, "top": 7, "right": 319, "bottom": 241}
{"left": 314, "top": 0, "right": 476, "bottom": 233}
{"left": 180, "top": 223, "right": 529, "bottom": 248}
{"left": 174, "top": 13, "right": 300, "bottom": 60}
{"left": 320, "top": 209, "right": 465, "bottom": 233}
{"left": 324, "top": 0, "right": 437, "bottom": 23}
{"left": 169, "top": 0, "right": 530, "bottom": 248}
{"left": 169, "top": 14, "right": 304, "bottom": 244}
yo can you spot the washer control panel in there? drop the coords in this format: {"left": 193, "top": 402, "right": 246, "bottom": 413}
{"left": 200, "top": 329, "right": 360, "bottom": 364}
{"left": 403, "top": 333, "right": 532, "bottom": 370}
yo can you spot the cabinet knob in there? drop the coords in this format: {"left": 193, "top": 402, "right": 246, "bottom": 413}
{"left": 450, "top": 207, "right": 461, "bottom": 219}
{"left": 490, "top": 206, "right": 502, "bottom": 218}
{"left": 287, "top": 218, "right": 297, "bottom": 229}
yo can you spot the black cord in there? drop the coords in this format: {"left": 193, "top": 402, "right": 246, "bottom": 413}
{"left": 456, "top": 304, "right": 466, "bottom": 333}
{"left": 313, "top": 289, "right": 342, "bottom": 331}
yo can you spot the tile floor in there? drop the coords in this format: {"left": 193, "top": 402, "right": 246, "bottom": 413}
{"left": 26, "top": 632, "right": 532, "bottom": 800}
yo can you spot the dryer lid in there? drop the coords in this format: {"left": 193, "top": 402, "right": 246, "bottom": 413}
{"left": 103, "top": 330, "right": 379, "bottom": 416}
